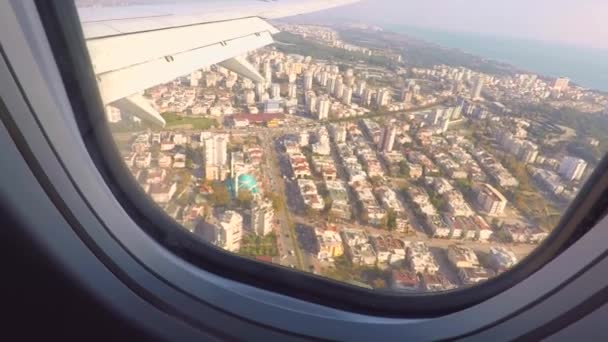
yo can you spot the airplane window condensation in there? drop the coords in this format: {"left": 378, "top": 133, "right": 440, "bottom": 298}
{"left": 73, "top": 0, "right": 608, "bottom": 293}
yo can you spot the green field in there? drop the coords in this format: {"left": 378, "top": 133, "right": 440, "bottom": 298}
{"left": 161, "top": 112, "right": 218, "bottom": 130}
{"left": 238, "top": 233, "right": 278, "bottom": 257}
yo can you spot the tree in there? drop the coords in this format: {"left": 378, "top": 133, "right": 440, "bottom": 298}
{"left": 268, "top": 193, "right": 285, "bottom": 212}
{"left": 211, "top": 182, "right": 231, "bottom": 206}
{"left": 305, "top": 206, "right": 316, "bottom": 219}
{"left": 386, "top": 209, "right": 397, "bottom": 231}
{"left": 455, "top": 178, "right": 472, "bottom": 194}
{"left": 398, "top": 160, "right": 410, "bottom": 177}
{"left": 429, "top": 193, "right": 447, "bottom": 212}
{"left": 236, "top": 189, "right": 254, "bottom": 208}
{"left": 323, "top": 195, "right": 333, "bottom": 212}
{"left": 370, "top": 176, "right": 383, "bottom": 187}
{"left": 176, "top": 192, "right": 191, "bottom": 207}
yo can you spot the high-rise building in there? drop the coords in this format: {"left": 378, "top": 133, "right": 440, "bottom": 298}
{"left": 334, "top": 79, "right": 344, "bottom": 99}
{"left": 260, "top": 92, "right": 270, "bottom": 103}
{"left": 319, "top": 71, "right": 329, "bottom": 87}
{"left": 299, "top": 131, "right": 309, "bottom": 146}
{"left": 553, "top": 77, "right": 570, "bottom": 92}
{"left": 401, "top": 89, "right": 412, "bottom": 103}
{"left": 218, "top": 211, "right": 243, "bottom": 252}
{"left": 105, "top": 105, "right": 122, "bottom": 123}
{"left": 327, "top": 76, "right": 337, "bottom": 94}
{"left": 317, "top": 97, "right": 331, "bottom": 120}
{"left": 407, "top": 79, "right": 416, "bottom": 91}
{"left": 356, "top": 80, "right": 366, "bottom": 96}
{"left": 472, "top": 76, "right": 484, "bottom": 99}
{"left": 377, "top": 89, "right": 391, "bottom": 108}
{"left": 190, "top": 70, "right": 201, "bottom": 87}
{"left": 451, "top": 103, "right": 463, "bottom": 120}
{"left": 559, "top": 156, "right": 587, "bottom": 181}
{"left": 412, "top": 84, "right": 421, "bottom": 96}
{"left": 287, "top": 83, "right": 297, "bottom": 99}
{"left": 271, "top": 83, "right": 281, "bottom": 99}
{"left": 381, "top": 126, "right": 397, "bottom": 152}
{"left": 304, "top": 72, "right": 313, "bottom": 90}
{"left": 205, "top": 73, "right": 217, "bottom": 87}
{"left": 225, "top": 74, "right": 237, "bottom": 89}
{"left": 244, "top": 90, "right": 256, "bottom": 105}
{"left": 330, "top": 123, "right": 347, "bottom": 143}
{"left": 204, "top": 135, "right": 228, "bottom": 165}
{"left": 363, "top": 88, "right": 375, "bottom": 107}
{"left": 204, "top": 134, "right": 228, "bottom": 181}
{"left": 342, "top": 87, "right": 353, "bottom": 105}
{"left": 343, "top": 75, "right": 355, "bottom": 87}
{"left": 251, "top": 200, "right": 274, "bottom": 236}
{"left": 263, "top": 61, "right": 272, "bottom": 82}
{"left": 519, "top": 141, "right": 539, "bottom": 164}
{"left": 255, "top": 82, "right": 266, "bottom": 99}
{"left": 306, "top": 92, "right": 318, "bottom": 114}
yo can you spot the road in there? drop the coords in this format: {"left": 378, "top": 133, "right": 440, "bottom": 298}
{"left": 259, "top": 131, "right": 307, "bottom": 270}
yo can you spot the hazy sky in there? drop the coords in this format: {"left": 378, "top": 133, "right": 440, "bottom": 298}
{"left": 313, "top": 0, "right": 608, "bottom": 50}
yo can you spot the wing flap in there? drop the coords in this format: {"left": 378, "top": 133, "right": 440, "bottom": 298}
{"left": 97, "top": 31, "right": 272, "bottom": 105}
{"left": 88, "top": 17, "right": 277, "bottom": 76}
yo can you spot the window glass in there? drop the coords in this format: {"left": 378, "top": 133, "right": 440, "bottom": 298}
{"left": 75, "top": 0, "right": 608, "bottom": 293}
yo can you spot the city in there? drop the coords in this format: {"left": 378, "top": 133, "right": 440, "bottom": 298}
{"left": 107, "top": 21, "right": 608, "bottom": 292}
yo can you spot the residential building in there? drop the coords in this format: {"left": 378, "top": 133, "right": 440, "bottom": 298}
{"left": 204, "top": 134, "right": 228, "bottom": 181}
{"left": 251, "top": 200, "right": 274, "bottom": 236}
{"left": 315, "top": 229, "right": 344, "bottom": 261}
{"left": 459, "top": 267, "right": 494, "bottom": 285}
{"left": 342, "top": 86, "right": 353, "bottom": 105}
{"left": 472, "top": 76, "right": 484, "bottom": 99}
{"left": 377, "top": 88, "right": 391, "bottom": 108}
{"left": 370, "top": 235, "right": 406, "bottom": 265}
{"left": 476, "top": 183, "right": 508, "bottom": 216}
{"left": 146, "top": 182, "right": 177, "bottom": 204}
{"left": 447, "top": 245, "right": 479, "bottom": 269}
{"left": 558, "top": 156, "right": 588, "bottom": 181}
{"left": 317, "top": 97, "right": 331, "bottom": 120}
{"left": 218, "top": 210, "right": 243, "bottom": 252}
{"left": 553, "top": 77, "right": 570, "bottom": 92}
{"left": 407, "top": 242, "right": 439, "bottom": 274}
{"left": 390, "top": 270, "right": 421, "bottom": 292}
{"left": 489, "top": 246, "right": 518, "bottom": 273}
{"left": 419, "top": 272, "right": 455, "bottom": 292}
{"left": 380, "top": 126, "right": 397, "bottom": 152}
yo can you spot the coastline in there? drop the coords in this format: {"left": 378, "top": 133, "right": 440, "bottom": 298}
{"left": 380, "top": 24, "right": 608, "bottom": 92}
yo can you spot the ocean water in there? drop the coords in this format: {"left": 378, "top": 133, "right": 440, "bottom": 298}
{"left": 384, "top": 24, "right": 608, "bottom": 92}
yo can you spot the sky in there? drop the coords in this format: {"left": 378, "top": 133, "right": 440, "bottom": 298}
{"left": 311, "top": 0, "right": 608, "bottom": 50}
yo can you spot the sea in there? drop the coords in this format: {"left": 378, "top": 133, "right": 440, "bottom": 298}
{"left": 384, "top": 24, "right": 608, "bottom": 92}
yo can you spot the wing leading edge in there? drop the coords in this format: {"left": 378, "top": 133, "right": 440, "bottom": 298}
{"left": 80, "top": 0, "right": 360, "bottom": 126}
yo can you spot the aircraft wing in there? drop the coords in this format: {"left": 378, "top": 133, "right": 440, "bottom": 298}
{"left": 78, "top": 0, "right": 360, "bottom": 126}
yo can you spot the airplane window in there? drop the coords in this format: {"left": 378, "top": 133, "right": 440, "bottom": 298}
{"left": 71, "top": 0, "right": 608, "bottom": 294}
